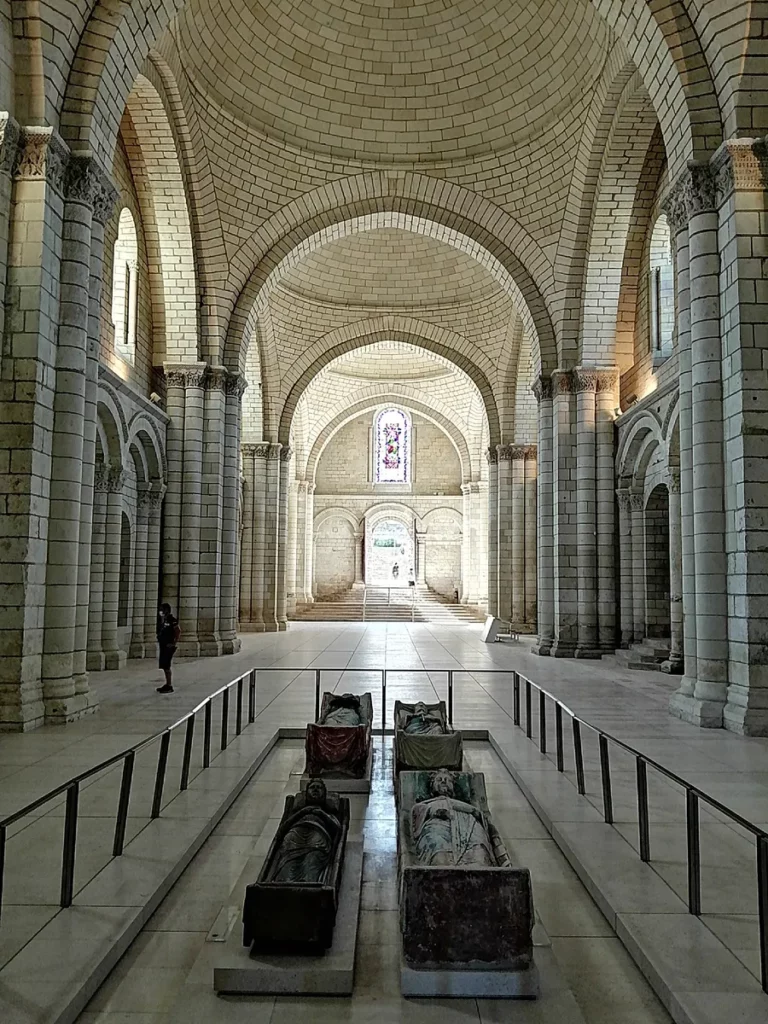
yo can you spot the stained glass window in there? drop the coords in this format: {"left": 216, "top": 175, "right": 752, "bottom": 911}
{"left": 375, "top": 408, "right": 409, "bottom": 483}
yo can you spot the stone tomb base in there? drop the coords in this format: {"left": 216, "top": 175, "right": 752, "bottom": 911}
{"left": 300, "top": 747, "right": 373, "bottom": 794}
{"left": 401, "top": 956, "right": 540, "bottom": 998}
{"left": 213, "top": 840, "right": 363, "bottom": 995}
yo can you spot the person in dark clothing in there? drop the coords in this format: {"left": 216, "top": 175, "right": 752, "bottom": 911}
{"left": 157, "top": 603, "right": 180, "bottom": 693}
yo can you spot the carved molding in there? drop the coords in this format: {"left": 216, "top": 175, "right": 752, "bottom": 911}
{"left": 629, "top": 492, "right": 644, "bottom": 513}
{"left": 486, "top": 446, "right": 498, "bottom": 465}
{"left": 0, "top": 115, "right": 20, "bottom": 178}
{"left": 498, "top": 444, "right": 537, "bottom": 461}
{"left": 573, "top": 369, "right": 598, "bottom": 394}
{"left": 596, "top": 368, "right": 620, "bottom": 394}
{"left": 661, "top": 177, "right": 688, "bottom": 236}
{"left": 683, "top": 164, "right": 716, "bottom": 218}
{"left": 165, "top": 365, "right": 208, "bottom": 389}
{"left": 95, "top": 465, "right": 125, "bottom": 493}
{"left": 92, "top": 164, "right": 119, "bottom": 225}
{"left": 711, "top": 138, "right": 768, "bottom": 204}
{"left": 532, "top": 374, "right": 553, "bottom": 403}
{"left": 14, "top": 128, "right": 69, "bottom": 194}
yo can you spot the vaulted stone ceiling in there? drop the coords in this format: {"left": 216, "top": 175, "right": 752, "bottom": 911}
{"left": 176, "top": 0, "right": 611, "bottom": 162}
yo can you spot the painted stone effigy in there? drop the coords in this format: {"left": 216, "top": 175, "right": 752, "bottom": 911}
{"left": 394, "top": 700, "right": 463, "bottom": 776}
{"left": 397, "top": 769, "right": 534, "bottom": 970}
{"left": 305, "top": 692, "right": 373, "bottom": 779}
{"left": 243, "top": 779, "right": 350, "bottom": 953}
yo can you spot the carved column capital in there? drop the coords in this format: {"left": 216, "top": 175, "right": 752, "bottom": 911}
{"left": 629, "top": 491, "right": 644, "bottom": 513}
{"left": 226, "top": 372, "right": 247, "bottom": 399}
{"left": 92, "top": 164, "right": 119, "bottom": 225}
{"left": 552, "top": 369, "right": 574, "bottom": 395}
{"left": 711, "top": 138, "right": 768, "bottom": 204}
{"left": 14, "top": 127, "right": 69, "bottom": 194}
{"left": 573, "top": 368, "right": 598, "bottom": 393}
{"left": 279, "top": 446, "right": 293, "bottom": 462}
{"left": 498, "top": 444, "right": 535, "bottom": 461}
{"left": 683, "top": 163, "right": 717, "bottom": 218}
{"left": 164, "top": 363, "right": 208, "bottom": 389}
{"left": 661, "top": 176, "right": 689, "bottom": 236}
{"left": 616, "top": 489, "right": 632, "bottom": 512}
{"left": 242, "top": 442, "right": 272, "bottom": 459}
{"left": 205, "top": 367, "right": 228, "bottom": 393}
{"left": 532, "top": 374, "right": 553, "bottom": 403}
{"left": 667, "top": 468, "right": 681, "bottom": 494}
{"left": 0, "top": 115, "right": 20, "bottom": 178}
{"left": 486, "top": 446, "right": 498, "bottom": 466}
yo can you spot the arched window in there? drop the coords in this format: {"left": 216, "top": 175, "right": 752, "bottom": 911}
{"left": 111, "top": 208, "right": 139, "bottom": 365}
{"left": 649, "top": 214, "right": 674, "bottom": 358}
{"left": 374, "top": 408, "right": 410, "bottom": 484}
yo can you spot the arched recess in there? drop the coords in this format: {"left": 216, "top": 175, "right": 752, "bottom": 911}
{"left": 579, "top": 74, "right": 660, "bottom": 369}
{"left": 223, "top": 181, "right": 557, "bottom": 372}
{"left": 306, "top": 396, "right": 473, "bottom": 485}
{"left": 121, "top": 72, "right": 198, "bottom": 364}
{"left": 313, "top": 507, "right": 362, "bottom": 534}
{"left": 276, "top": 319, "right": 501, "bottom": 449}
{"left": 616, "top": 411, "right": 663, "bottom": 486}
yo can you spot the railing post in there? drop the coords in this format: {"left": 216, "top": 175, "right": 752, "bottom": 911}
{"left": 382, "top": 670, "right": 387, "bottom": 732}
{"left": 203, "top": 700, "right": 212, "bottom": 769}
{"left": 525, "top": 679, "right": 532, "bottom": 739}
{"left": 555, "top": 704, "right": 564, "bottom": 772}
{"left": 447, "top": 670, "right": 454, "bottom": 726}
{"left": 60, "top": 783, "right": 79, "bottom": 908}
{"left": 757, "top": 836, "right": 768, "bottom": 993}
{"left": 221, "top": 687, "right": 229, "bottom": 750}
{"left": 151, "top": 730, "right": 171, "bottom": 819}
{"left": 236, "top": 677, "right": 244, "bottom": 736}
{"left": 0, "top": 823, "right": 5, "bottom": 925}
{"left": 636, "top": 757, "right": 651, "bottom": 862}
{"left": 573, "top": 719, "right": 586, "bottom": 795}
{"left": 687, "top": 789, "right": 701, "bottom": 915}
{"left": 539, "top": 691, "right": 547, "bottom": 754}
{"left": 513, "top": 672, "right": 520, "bottom": 726}
{"left": 599, "top": 735, "right": 613, "bottom": 824}
{"left": 112, "top": 751, "right": 135, "bottom": 856}
{"left": 315, "top": 669, "right": 321, "bottom": 722}
{"left": 248, "top": 669, "right": 256, "bottom": 723}
{"left": 180, "top": 715, "right": 196, "bottom": 791}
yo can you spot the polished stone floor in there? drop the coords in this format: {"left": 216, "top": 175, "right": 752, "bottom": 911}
{"left": 75, "top": 737, "right": 673, "bottom": 1024}
{"left": 2, "top": 622, "right": 768, "bottom": 1016}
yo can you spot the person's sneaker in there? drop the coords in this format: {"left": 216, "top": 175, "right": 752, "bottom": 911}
{"left": 157, "top": 684, "right": 174, "bottom": 694}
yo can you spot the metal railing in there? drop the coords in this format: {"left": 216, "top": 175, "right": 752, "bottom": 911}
{"left": 0, "top": 667, "right": 261, "bottom": 925}
{"left": 509, "top": 670, "right": 768, "bottom": 993}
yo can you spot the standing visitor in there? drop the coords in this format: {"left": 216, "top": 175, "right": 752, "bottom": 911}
{"left": 156, "top": 603, "right": 180, "bottom": 693}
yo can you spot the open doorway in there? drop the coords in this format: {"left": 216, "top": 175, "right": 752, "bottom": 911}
{"left": 366, "top": 519, "right": 414, "bottom": 588}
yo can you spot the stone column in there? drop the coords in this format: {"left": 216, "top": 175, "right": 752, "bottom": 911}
{"left": 496, "top": 447, "right": 513, "bottom": 620}
{"left": 0, "top": 116, "right": 19, "bottom": 352}
{"left": 524, "top": 447, "right": 537, "bottom": 628}
{"left": 239, "top": 444, "right": 267, "bottom": 631}
{"left": 417, "top": 533, "right": 427, "bottom": 584}
{"left": 663, "top": 186, "right": 698, "bottom": 716}
{"left": 87, "top": 464, "right": 108, "bottom": 671}
{"left": 219, "top": 374, "right": 245, "bottom": 653}
{"left": 573, "top": 369, "right": 600, "bottom": 658}
{"left": 596, "top": 371, "right": 618, "bottom": 652}
{"left": 551, "top": 371, "right": 577, "bottom": 656}
{"left": 130, "top": 484, "right": 151, "bottom": 658}
{"left": 617, "top": 490, "right": 634, "bottom": 647}
{"left": 0, "top": 128, "right": 66, "bottom": 729}
{"left": 286, "top": 477, "right": 299, "bottom": 616}
{"left": 142, "top": 484, "right": 165, "bottom": 652}
{"left": 460, "top": 483, "right": 475, "bottom": 602}
{"left": 304, "top": 483, "right": 315, "bottom": 602}
{"left": 353, "top": 532, "right": 365, "bottom": 586}
{"left": 510, "top": 448, "right": 526, "bottom": 625}
{"left": 74, "top": 164, "right": 116, "bottom": 696}
{"left": 101, "top": 467, "right": 127, "bottom": 670}
{"left": 630, "top": 491, "right": 646, "bottom": 643}
{"left": 663, "top": 470, "right": 684, "bottom": 673}
{"left": 486, "top": 448, "right": 499, "bottom": 616}
{"left": 197, "top": 368, "right": 226, "bottom": 655}
{"left": 533, "top": 375, "right": 554, "bottom": 653}
{"left": 294, "top": 480, "right": 308, "bottom": 603}
{"left": 686, "top": 167, "right": 728, "bottom": 724}
{"left": 260, "top": 444, "right": 282, "bottom": 631}
{"left": 276, "top": 448, "right": 292, "bottom": 630}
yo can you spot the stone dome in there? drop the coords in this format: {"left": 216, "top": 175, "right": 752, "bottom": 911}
{"left": 177, "top": 0, "right": 610, "bottom": 163}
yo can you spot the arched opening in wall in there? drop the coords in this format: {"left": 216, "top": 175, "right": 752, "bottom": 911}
{"left": 118, "top": 512, "right": 132, "bottom": 628}
{"left": 367, "top": 519, "right": 413, "bottom": 588}
{"left": 645, "top": 484, "right": 670, "bottom": 640}
{"left": 649, "top": 215, "right": 674, "bottom": 362}
{"left": 111, "top": 208, "right": 138, "bottom": 365}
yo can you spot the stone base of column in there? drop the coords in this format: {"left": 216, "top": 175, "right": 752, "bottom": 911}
{"left": 669, "top": 692, "right": 723, "bottom": 728}
{"left": 86, "top": 651, "right": 106, "bottom": 671}
{"left": 351, "top": 582, "right": 365, "bottom": 590}
{"left": 176, "top": 640, "right": 202, "bottom": 658}
{"left": 129, "top": 642, "right": 152, "bottom": 659}
{"left": 220, "top": 637, "right": 242, "bottom": 656}
{"left": 551, "top": 640, "right": 577, "bottom": 658}
{"left": 575, "top": 646, "right": 602, "bottom": 660}
{"left": 660, "top": 658, "right": 684, "bottom": 675}
{"left": 277, "top": 619, "right": 288, "bottom": 631}
{"left": 44, "top": 690, "right": 99, "bottom": 725}
{"left": 240, "top": 620, "right": 265, "bottom": 633}
{"left": 0, "top": 692, "right": 45, "bottom": 731}
{"left": 104, "top": 650, "right": 127, "bottom": 670}
{"left": 723, "top": 702, "right": 768, "bottom": 737}
{"left": 533, "top": 640, "right": 552, "bottom": 656}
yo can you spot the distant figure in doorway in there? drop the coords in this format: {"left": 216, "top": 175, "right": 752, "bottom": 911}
{"left": 408, "top": 568, "right": 415, "bottom": 588}
{"left": 392, "top": 562, "right": 400, "bottom": 580}
{"left": 157, "top": 603, "right": 180, "bottom": 693}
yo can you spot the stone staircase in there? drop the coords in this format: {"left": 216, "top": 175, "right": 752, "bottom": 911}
{"left": 292, "top": 585, "right": 485, "bottom": 624}
{"left": 615, "top": 637, "right": 673, "bottom": 672}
